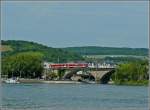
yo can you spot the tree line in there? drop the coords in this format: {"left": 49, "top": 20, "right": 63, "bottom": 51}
{"left": 2, "top": 52, "right": 44, "bottom": 78}
{"left": 62, "top": 46, "right": 148, "bottom": 56}
{"left": 111, "top": 60, "right": 149, "bottom": 85}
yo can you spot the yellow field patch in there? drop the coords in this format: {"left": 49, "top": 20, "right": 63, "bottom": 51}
{"left": 0, "top": 45, "right": 13, "bottom": 52}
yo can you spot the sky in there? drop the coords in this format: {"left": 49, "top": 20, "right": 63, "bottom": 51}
{"left": 1, "top": 1, "right": 149, "bottom": 48}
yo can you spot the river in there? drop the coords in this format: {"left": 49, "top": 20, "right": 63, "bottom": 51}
{"left": 1, "top": 83, "right": 148, "bottom": 110}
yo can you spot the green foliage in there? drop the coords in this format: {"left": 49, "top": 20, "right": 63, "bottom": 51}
{"left": 1, "top": 40, "right": 84, "bottom": 62}
{"left": 47, "top": 72, "right": 58, "bottom": 80}
{"left": 112, "top": 60, "right": 149, "bottom": 85}
{"left": 2, "top": 52, "right": 44, "bottom": 78}
{"left": 57, "top": 69, "right": 65, "bottom": 80}
{"left": 62, "top": 46, "right": 148, "bottom": 56}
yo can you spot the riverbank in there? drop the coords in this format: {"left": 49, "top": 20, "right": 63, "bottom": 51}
{"left": 113, "top": 80, "right": 149, "bottom": 86}
{"left": 1, "top": 78, "right": 148, "bottom": 86}
{"left": 1, "top": 78, "right": 96, "bottom": 84}
{"left": 18, "top": 79, "right": 82, "bottom": 84}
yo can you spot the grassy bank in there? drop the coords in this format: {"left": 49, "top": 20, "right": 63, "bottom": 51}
{"left": 113, "top": 80, "right": 149, "bottom": 86}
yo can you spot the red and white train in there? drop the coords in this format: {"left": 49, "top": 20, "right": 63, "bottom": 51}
{"left": 49, "top": 63, "right": 88, "bottom": 69}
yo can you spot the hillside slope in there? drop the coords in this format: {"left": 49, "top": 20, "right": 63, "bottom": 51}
{"left": 62, "top": 46, "right": 148, "bottom": 56}
{"left": 1, "top": 40, "right": 83, "bottom": 62}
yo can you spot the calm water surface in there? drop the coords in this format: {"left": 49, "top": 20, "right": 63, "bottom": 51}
{"left": 1, "top": 83, "right": 148, "bottom": 110}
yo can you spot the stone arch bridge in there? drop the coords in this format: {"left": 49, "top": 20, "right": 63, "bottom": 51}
{"left": 51, "top": 68, "right": 115, "bottom": 84}
{"left": 45, "top": 63, "right": 116, "bottom": 84}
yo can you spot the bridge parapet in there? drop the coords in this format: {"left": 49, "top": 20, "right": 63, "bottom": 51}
{"left": 88, "top": 63, "right": 116, "bottom": 69}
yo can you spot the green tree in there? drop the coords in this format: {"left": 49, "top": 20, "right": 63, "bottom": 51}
{"left": 112, "top": 60, "right": 149, "bottom": 85}
{"left": 2, "top": 52, "right": 44, "bottom": 78}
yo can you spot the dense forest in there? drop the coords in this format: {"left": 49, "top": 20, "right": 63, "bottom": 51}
{"left": 1, "top": 40, "right": 84, "bottom": 62}
{"left": 62, "top": 46, "right": 148, "bottom": 56}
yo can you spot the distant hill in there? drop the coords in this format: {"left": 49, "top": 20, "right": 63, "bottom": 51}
{"left": 1, "top": 40, "right": 83, "bottom": 62}
{"left": 1, "top": 40, "right": 148, "bottom": 63}
{"left": 62, "top": 46, "right": 148, "bottom": 56}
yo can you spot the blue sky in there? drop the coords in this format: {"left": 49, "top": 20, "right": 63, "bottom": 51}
{"left": 1, "top": 1, "right": 149, "bottom": 48}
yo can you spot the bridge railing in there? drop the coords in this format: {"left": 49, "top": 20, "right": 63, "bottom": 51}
{"left": 88, "top": 64, "right": 116, "bottom": 69}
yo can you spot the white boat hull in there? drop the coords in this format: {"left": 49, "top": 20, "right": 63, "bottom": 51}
{"left": 4, "top": 78, "right": 20, "bottom": 84}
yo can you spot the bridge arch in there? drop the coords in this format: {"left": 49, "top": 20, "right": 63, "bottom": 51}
{"left": 88, "top": 69, "right": 115, "bottom": 84}
{"left": 99, "top": 70, "right": 115, "bottom": 84}
{"left": 62, "top": 68, "right": 115, "bottom": 84}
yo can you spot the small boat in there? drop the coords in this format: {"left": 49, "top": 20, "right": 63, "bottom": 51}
{"left": 4, "top": 78, "right": 20, "bottom": 84}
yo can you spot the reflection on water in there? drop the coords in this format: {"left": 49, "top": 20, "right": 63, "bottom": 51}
{"left": 1, "top": 83, "right": 148, "bottom": 110}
